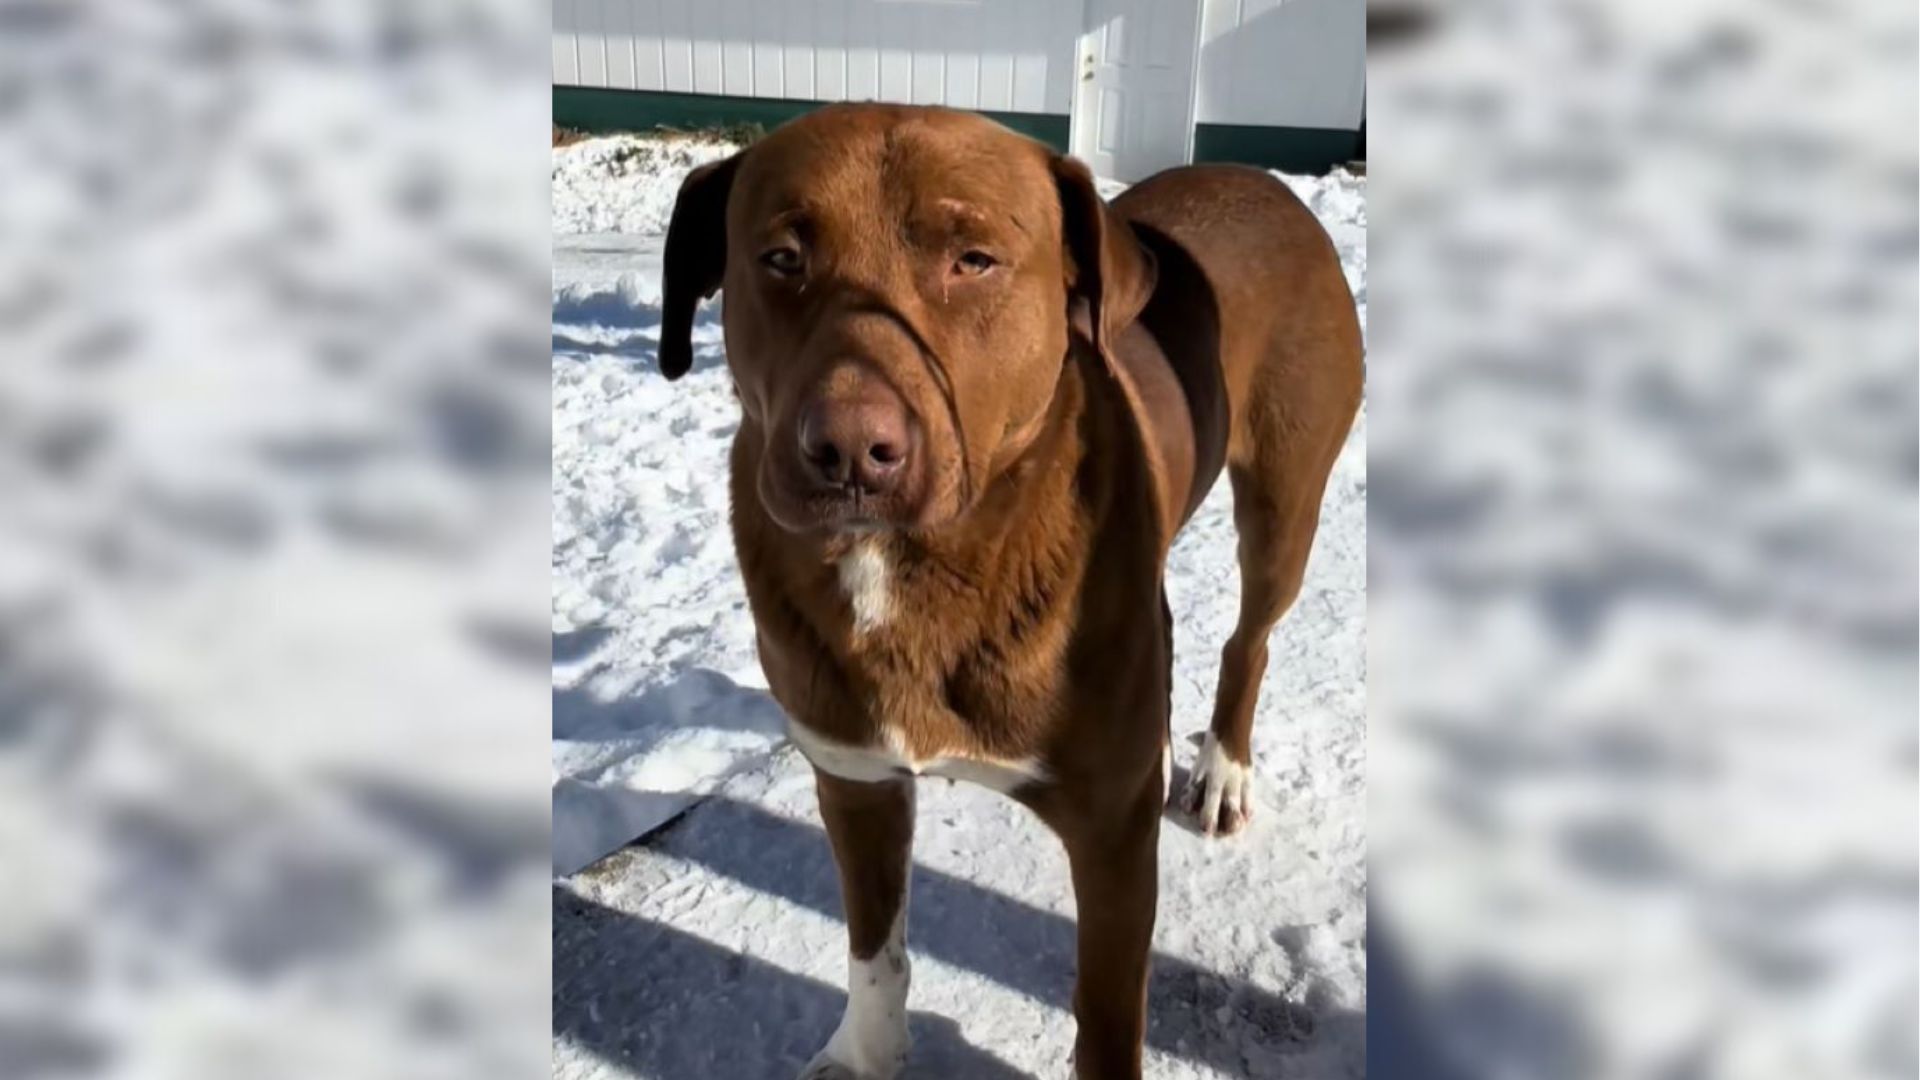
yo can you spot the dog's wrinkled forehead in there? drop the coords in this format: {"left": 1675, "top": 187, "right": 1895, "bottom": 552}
{"left": 730, "top": 108, "right": 1058, "bottom": 248}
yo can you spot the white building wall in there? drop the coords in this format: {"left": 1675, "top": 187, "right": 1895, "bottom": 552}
{"left": 554, "top": 0, "right": 1080, "bottom": 116}
{"left": 1195, "top": 0, "right": 1364, "bottom": 131}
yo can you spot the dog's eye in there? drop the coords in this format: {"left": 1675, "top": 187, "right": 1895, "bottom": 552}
{"left": 953, "top": 250, "right": 997, "bottom": 276}
{"left": 760, "top": 247, "right": 803, "bottom": 276}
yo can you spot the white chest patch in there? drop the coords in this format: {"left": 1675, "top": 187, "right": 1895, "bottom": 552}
{"left": 787, "top": 719, "right": 1048, "bottom": 796}
{"left": 836, "top": 540, "right": 892, "bottom": 634}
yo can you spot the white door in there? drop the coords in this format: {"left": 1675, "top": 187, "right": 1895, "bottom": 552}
{"left": 1069, "top": 0, "right": 1202, "bottom": 183}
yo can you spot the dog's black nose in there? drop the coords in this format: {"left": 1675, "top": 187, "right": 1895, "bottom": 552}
{"left": 797, "top": 381, "right": 913, "bottom": 497}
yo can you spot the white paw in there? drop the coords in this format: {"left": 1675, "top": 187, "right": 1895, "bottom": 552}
{"left": 800, "top": 932, "right": 911, "bottom": 1080}
{"left": 798, "top": 1040, "right": 907, "bottom": 1080}
{"left": 1182, "top": 732, "right": 1254, "bottom": 836}
{"left": 798, "top": 1057, "right": 873, "bottom": 1080}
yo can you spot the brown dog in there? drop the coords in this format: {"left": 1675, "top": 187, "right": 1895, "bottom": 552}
{"left": 660, "top": 103, "right": 1361, "bottom": 1079}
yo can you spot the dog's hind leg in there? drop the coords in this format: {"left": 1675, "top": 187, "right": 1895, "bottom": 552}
{"left": 1183, "top": 454, "right": 1332, "bottom": 836}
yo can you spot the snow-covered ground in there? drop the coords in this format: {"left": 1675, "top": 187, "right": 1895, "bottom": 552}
{"left": 552, "top": 135, "right": 741, "bottom": 236}
{"left": 551, "top": 134, "right": 1367, "bottom": 1077}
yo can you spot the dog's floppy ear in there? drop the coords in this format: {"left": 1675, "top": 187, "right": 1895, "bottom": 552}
{"left": 659, "top": 152, "right": 743, "bottom": 380}
{"left": 1053, "top": 154, "right": 1156, "bottom": 361}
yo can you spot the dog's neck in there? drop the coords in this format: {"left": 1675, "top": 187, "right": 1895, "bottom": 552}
{"left": 735, "top": 343, "right": 1158, "bottom": 758}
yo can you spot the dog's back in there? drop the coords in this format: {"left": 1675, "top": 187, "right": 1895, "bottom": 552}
{"left": 1116, "top": 164, "right": 1363, "bottom": 484}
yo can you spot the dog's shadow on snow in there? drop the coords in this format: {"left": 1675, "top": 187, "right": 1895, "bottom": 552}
{"left": 556, "top": 886, "right": 1034, "bottom": 1079}
{"left": 553, "top": 792, "right": 1366, "bottom": 1078}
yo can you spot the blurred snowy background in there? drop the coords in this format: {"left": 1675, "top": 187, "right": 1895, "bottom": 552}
{"left": 0, "top": 3, "right": 551, "bottom": 1079}
{"left": 2, "top": 0, "right": 1911, "bottom": 1077}
{"left": 1368, "top": 2, "right": 1916, "bottom": 1079}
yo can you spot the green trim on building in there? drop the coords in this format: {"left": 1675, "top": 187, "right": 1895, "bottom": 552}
{"left": 554, "top": 87, "right": 1363, "bottom": 174}
{"left": 554, "top": 86, "right": 1070, "bottom": 150}
{"left": 1192, "top": 123, "right": 1362, "bottom": 175}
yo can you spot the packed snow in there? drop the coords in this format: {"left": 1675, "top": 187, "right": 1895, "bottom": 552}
{"left": 552, "top": 132, "right": 1367, "bottom": 1078}
{"left": 552, "top": 134, "right": 741, "bottom": 237}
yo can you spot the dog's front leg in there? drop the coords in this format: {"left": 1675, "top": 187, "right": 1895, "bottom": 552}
{"left": 801, "top": 768, "right": 916, "bottom": 1080}
{"left": 1056, "top": 774, "right": 1163, "bottom": 1080}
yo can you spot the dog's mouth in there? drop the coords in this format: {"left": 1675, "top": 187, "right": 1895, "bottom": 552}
{"left": 755, "top": 460, "right": 920, "bottom": 535}
{"left": 757, "top": 446, "right": 962, "bottom": 536}
{"left": 762, "top": 490, "right": 922, "bottom": 536}
{"left": 796, "top": 488, "right": 901, "bottom": 531}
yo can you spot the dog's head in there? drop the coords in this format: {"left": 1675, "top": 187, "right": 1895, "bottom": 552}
{"left": 660, "top": 104, "right": 1154, "bottom": 534}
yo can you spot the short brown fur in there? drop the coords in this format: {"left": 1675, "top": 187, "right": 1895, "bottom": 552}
{"left": 660, "top": 103, "right": 1361, "bottom": 1079}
